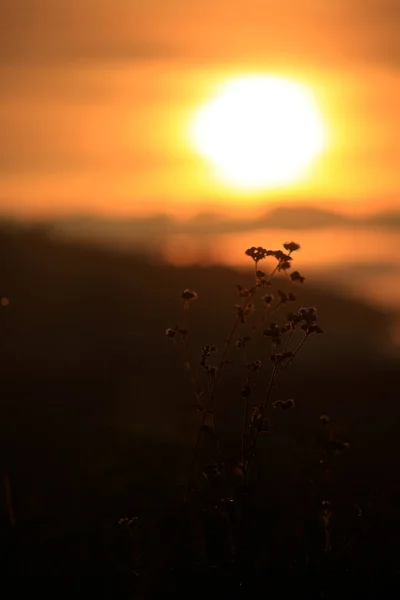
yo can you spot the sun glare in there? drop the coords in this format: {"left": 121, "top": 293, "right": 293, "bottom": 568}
{"left": 190, "top": 75, "right": 327, "bottom": 191}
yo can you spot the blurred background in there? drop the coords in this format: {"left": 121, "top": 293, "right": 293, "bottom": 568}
{"left": 1, "top": 0, "right": 400, "bottom": 581}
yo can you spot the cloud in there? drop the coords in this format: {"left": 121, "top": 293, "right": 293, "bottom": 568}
{"left": 0, "top": 41, "right": 177, "bottom": 66}
{"left": 342, "top": 1, "right": 400, "bottom": 67}
{"left": 1, "top": 0, "right": 399, "bottom": 69}
{"left": 0, "top": 1, "right": 177, "bottom": 66}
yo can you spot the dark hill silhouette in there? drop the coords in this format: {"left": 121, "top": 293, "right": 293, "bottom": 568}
{"left": 0, "top": 221, "right": 399, "bottom": 584}
{"left": 256, "top": 204, "right": 348, "bottom": 228}
{"left": 39, "top": 204, "right": 400, "bottom": 252}
{"left": 0, "top": 219, "right": 396, "bottom": 384}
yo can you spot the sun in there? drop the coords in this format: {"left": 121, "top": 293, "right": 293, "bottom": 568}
{"left": 190, "top": 75, "right": 327, "bottom": 191}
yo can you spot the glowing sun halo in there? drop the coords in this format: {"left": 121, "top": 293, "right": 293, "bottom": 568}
{"left": 190, "top": 76, "right": 327, "bottom": 191}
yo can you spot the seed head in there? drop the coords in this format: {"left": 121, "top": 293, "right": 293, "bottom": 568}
{"left": 235, "top": 302, "right": 255, "bottom": 323}
{"left": 262, "top": 293, "right": 274, "bottom": 306}
{"left": 236, "top": 284, "right": 254, "bottom": 297}
{"left": 270, "top": 351, "right": 294, "bottom": 363}
{"left": 308, "top": 324, "right": 324, "bottom": 334}
{"left": 290, "top": 271, "right": 305, "bottom": 283}
{"left": 256, "top": 277, "right": 270, "bottom": 288}
{"left": 201, "top": 345, "right": 218, "bottom": 358}
{"left": 283, "top": 241, "right": 301, "bottom": 253}
{"left": 273, "top": 398, "right": 296, "bottom": 411}
{"left": 241, "top": 382, "right": 252, "bottom": 398}
{"left": 236, "top": 336, "right": 251, "bottom": 349}
{"left": 320, "top": 414, "right": 330, "bottom": 425}
{"left": 299, "top": 306, "right": 318, "bottom": 323}
{"left": 287, "top": 311, "right": 303, "bottom": 325}
{"left": 246, "top": 359, "right": 262, "bottom": 372}
{"left": 278, "top": 261, "right": 292, "bottom": 271}
{"left": 273, "top": 250, "right": 293, "bottom": 262}
{"left": 263, "top": 322, "right": 281, "bottom": 345}
{"left": 263, "top": 322, "right": 280, "bottom": 337}
{"left": 245, "top": 246, "right": 270, "bottom": 263}
{"left": 181, "top": 289, "right": 198, "bottom": 303}
{"left": 280, "top": 323, "right": 291, "bottom": 334}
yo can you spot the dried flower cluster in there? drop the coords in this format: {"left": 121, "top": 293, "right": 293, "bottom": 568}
{"left": 290, "top": 270, "right": 305, "bottom": 283}
{"left": 165, "top": 325, "right": 189, "bottom": 340}
{"left": 235, "top": 301, "right": 255, "bottom": 324}
{"left": 249, "top": 405, "right": 271, "bottom": 432}
{"left": 273, "top": 398, "right": 296, "bottom": 411}
{"left": 181, "top": 288, "right": 199, "bottom": 309}
{"left": 200, "top": 344, "right": 219, "bottom": 377}
{"left": 245, "top": 246, "right": 273, "bottom": 263}
{"left": 161, "top": 237, "right": 360, "bottom": 579}
{"left": 236, "top": 336, "right": 251, "bottom": 349}
{"left": 246, "top": 359, "right": 262, "bottom": 373}
{"left": 166, "top": 239, "right": 324, "bottom": 496}
{"left": 283, "top": 241, "right": 301, "bottom": 253}
{"left": 181, "top": 289, "right": 198, "bottom": 302}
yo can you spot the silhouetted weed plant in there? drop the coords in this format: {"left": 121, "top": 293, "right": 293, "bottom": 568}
{"left": 163, "top": 244, "right": 361, "bottom": 583}
{"left": 166, "top": 242, "right": 323, "bottom": 490}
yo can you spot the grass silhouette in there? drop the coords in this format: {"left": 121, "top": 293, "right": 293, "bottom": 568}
{"left": 163, "top": 241, "right": 351, "bottom": 581}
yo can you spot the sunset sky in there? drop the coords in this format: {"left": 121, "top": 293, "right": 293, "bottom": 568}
{"left": 1, "top": 0, "right": 400, "bottom": 220}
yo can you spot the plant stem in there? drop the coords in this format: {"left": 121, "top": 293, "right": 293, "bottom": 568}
{"left": 274, "top": 332, "right": 309, "bottom": 384}
{"left": 241, "top": 378, "right": 250, "bottom": 471}
{"left": 243, "top": 364, "right": 278, "bottom": 482}
{"left": 187, "top": 256, "right": 282, "bottom": 489}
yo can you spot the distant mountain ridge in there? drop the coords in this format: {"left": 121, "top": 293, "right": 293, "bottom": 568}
{"left": 45, "top": 205, "right": 400, "bottom": 240}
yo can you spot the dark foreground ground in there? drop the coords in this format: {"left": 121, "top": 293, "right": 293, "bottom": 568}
{"left": 0, "top": 222, "right": 399, "bottom": 597}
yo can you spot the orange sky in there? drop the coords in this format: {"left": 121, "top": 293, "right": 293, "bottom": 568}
{"left": 1, "top": 0, "right": 400, "bottom": 219}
